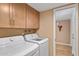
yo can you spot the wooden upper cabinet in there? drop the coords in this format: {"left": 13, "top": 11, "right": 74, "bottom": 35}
{"left": 0, "top": 3, "right": 10, "bottom": 28}
{"left": 0, "top": 3, "right": 39, "bottom": 29}
{"left": 26, "top": 5, "right": 39, "bottom": 29}
{"left": 12, "top": 3, "right": 25, "bottom": 28}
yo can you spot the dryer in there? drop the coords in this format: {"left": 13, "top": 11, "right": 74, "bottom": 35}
{"left": 24, "top": 33, "right": 49, "bottom": 56}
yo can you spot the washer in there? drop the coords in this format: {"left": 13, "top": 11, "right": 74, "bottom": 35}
{"left": 24, "top": 33, "right": 49, "bottom": 56}
{"left": 0, "top": 36, "right": 39, "bottom": 56}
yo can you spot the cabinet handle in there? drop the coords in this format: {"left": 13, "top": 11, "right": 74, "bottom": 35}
{"left": 9, "top": 20, "right": 11, "bottom": 25}
{"left": 11, "top": 20, "right": 13, "bottom": 25}
{"left": 11, "top": 20, "right": 14, "bottom": 26}
{"left": 13, "top": 20, "right": 15, "bottom": 25}
{"left": 10, "top": 19, "right": 13, "bottom": 26}
{"left": 10, "top": 20, "right": 13, "bottom": 26}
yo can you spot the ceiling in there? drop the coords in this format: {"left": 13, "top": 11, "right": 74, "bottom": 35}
{"left": 28, "top": 3, "right": 69, "bottom": 12}
{"left": 56, "top": 8, "right": 74, "bottom": 21}
{"left": 28, "top": 3, "right": 73, "bottom": 21}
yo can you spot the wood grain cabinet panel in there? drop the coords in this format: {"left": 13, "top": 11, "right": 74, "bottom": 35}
{"left": 26, "top": 5, "right": 39, "bottom": 29}
{"left": 27, "top": 6, "right": 34, "bottom": 28}
{"left": 12, "top": 3, "right": 25, "bottom": 28}
{"left": 0, "top": 3, "right": 10, "bottom": 28}
{"left": 33, "top": 9, "right": 39, "bottom": 29}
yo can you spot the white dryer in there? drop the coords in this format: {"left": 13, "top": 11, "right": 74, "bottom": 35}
{"left": 24, "top": 33, "right": 49, "bottom": 56}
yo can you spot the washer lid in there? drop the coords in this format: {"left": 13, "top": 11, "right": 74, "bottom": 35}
{"left": 0, "top": 41, "right": 39, "bottom": 56}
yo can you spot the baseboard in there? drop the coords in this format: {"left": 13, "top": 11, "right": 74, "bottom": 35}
{"left": 56, "top": 42, "right": 71, "bottom": 47}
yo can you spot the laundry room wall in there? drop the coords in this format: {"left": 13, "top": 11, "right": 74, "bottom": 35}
{"left": 37, "top": 9, "right": 53, "bottom": 56}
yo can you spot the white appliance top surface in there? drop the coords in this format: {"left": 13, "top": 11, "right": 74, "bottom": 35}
{"left": 0, "top": 42, "right": 39, "bottom": 56}
{"left": 0, "top": 36, "right": 39, "bottom": 56}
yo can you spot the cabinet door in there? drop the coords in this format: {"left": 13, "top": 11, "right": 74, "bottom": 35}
{"left": 12, "top": 3, "right": 25, "bottom": 28}
{"left": 0, "top": 3, "right": 10, "bottom": 27}
{"left": 27, "top": 6, "right": 34, "bottom": 28}
{"left": 27, "top": 6, "right": 39, "bottom": 29}
{"left": 33, "top": 10, "right": 39, "bottom": 29}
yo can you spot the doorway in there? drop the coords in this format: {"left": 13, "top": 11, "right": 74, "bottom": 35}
{"left": 56, "top": 20, "right": 71, "bottom": 56}
{"left": 53, "top": 4, "right": 78, "bottom": 56}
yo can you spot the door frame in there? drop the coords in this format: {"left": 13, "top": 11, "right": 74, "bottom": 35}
{"left": 53, "top": 4, "right": 78, "bottom": 56}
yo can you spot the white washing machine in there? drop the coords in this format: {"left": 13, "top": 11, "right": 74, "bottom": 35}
{"left": 0, "top": 36, "right": 39, "bottom": 56}
{"left": 24, "top": 33, "right": 49, "bottom": 56}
